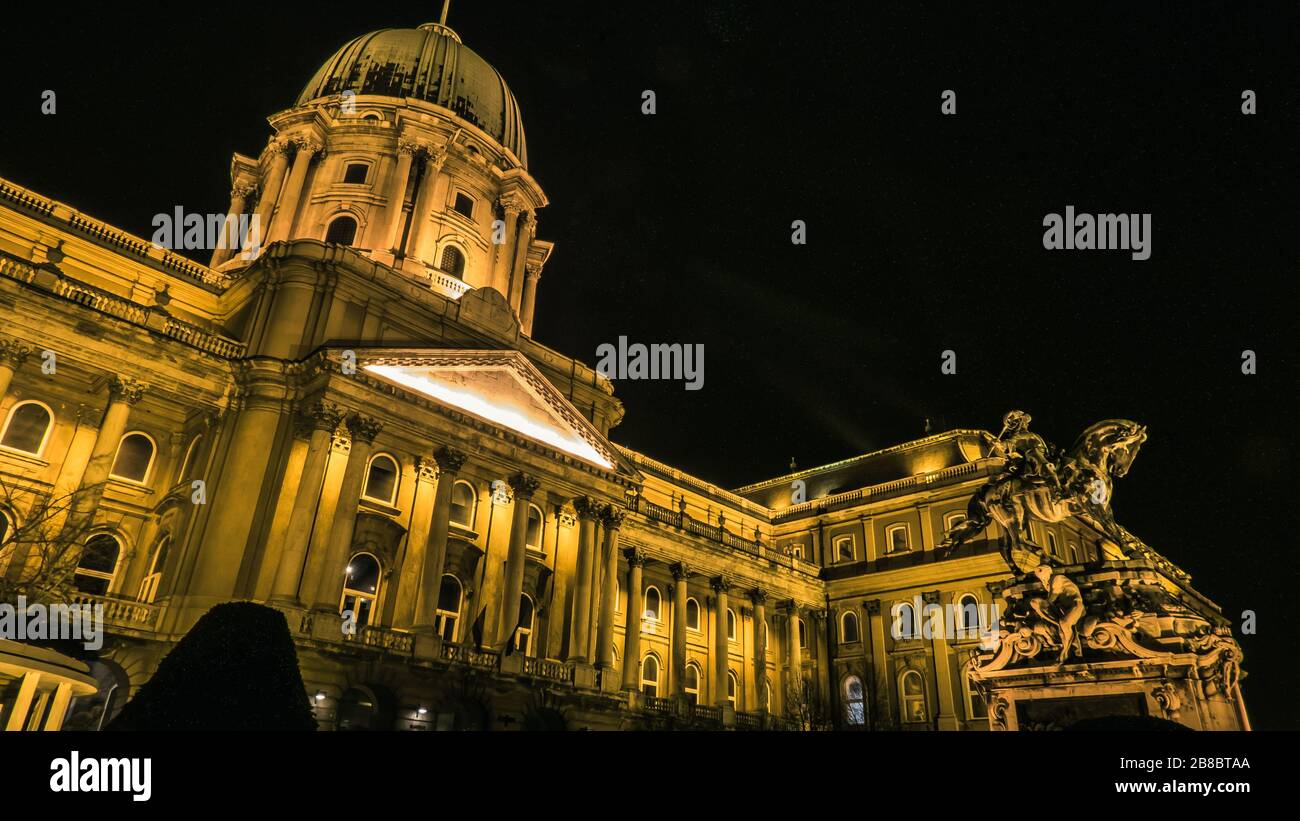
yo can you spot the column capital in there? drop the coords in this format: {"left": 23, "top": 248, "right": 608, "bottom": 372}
{"left": 424, "top": 149, "right": 448, "bottom": 171}
{"left": 623, "top": 547, "right": 645, "bottom": 568}
{"left": 573, "top": 495, "right": 602, "bottom": 521}
{"left": 710, "top": 576, "right": 730, "bottom": 594}
{"left": 433, "top": 445, "right": 468, "bottom": 474}
{"left": 508, "top": 472, "right": 541, "bottom": 500}
{"left": 296, "top": 399, "right": 344, "bottom": 437}
{"left": 780, "top": 599, "right": 801, "bottom": 617}
{"left": 231, "top": 182, "right": 258, "bottom": 201}
{"left": 496, "top": 192, "right": 528, "bottom": 218}
{"left": 669, "top": 561, "right": 689, "bottom": 581}
{"left": 267, "top": 138, "right": 294, "bottom": 157}
{"left": 920, "top": 590, "right": 942, "bottom": 606}
{"left": 107, "top": 376, "right": 147, "bottom": 405}
{"left": 397, "top": 137, "right": 427, "bottom": 156}
{"left": 749, "top": 587, "right": 768, "bottom": 606}
{"left": 599, "top": 505, "right": 625, "bottom": 530}
{"left": 524, "top": 263, "right": 543, "bottom": 281}
{"left": 0, "top": 339, "right": 32, "bottom": 368}
{"left": 414, "top": 455, "right": 440, "bottom": 482}
{"left": 863, "top": 598, "right": 882, "bottom": 616}
{"left": 345, "top": 413, "right": 383, "bottom": 446}
{"left": 291, "top": 135, "right": 325, "bottom": 158}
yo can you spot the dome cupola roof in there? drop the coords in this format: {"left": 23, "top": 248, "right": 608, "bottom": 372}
{"left": 297, "top": 23, "right": 527, "bottom": 166}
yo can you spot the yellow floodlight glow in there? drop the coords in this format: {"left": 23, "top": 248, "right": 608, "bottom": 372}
{"left": 365, "top": 364, "right": 614, "bottom": 469}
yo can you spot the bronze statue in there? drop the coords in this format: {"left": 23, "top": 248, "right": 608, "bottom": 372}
{"left": 939, "top": 411, "right": 1147, "bottom": 573}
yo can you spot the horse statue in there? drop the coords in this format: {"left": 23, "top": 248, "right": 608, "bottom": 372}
{"left": 938, "top": 411, "right": 1147, "bottom": 573}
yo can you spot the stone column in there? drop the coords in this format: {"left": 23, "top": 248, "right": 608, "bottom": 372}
{"left": 864, "top": 599, "right": 890, "bottom": 727}
{"left": 813, "top": 608, "right": 832, "bottom": 709}
{"left": 566, "top": 496, "right": 600, "bottom": 662}
{"left": 269, "top": 401, "right": 343, "bottom": 605}
{"left": 2, "top": 672, "right": 39, "bottom": 731}
{"left": 497, "top": 471, "right": 541, "bottom": 648}
{"left": 66, "top": 377, "right": 145, "bottom": 528}
{"left": 786, "top": 600, "right": 803, "bottom": 690}
{"left": 251, "top": 141, "right": 291, "bottom": 233}
{"left": 670, "top": 562, "right": 689, "bottom": 695}
{"left": 507, "top": 212, "right": 536, "bottom": 311}
{"left": 0, "top": 339, "right": 32, "bottom": 401}
{"left": 594, "top": 506, "right": 623, "bottom": 670}
{"left": 412, "top": 446, "right": 468, "bottom": 632}
{"left": 403, "top": 149, "right": 446, "bottom": 263}
{"left": 42, "top": 682, "right": 73, "bottom": 731}
{"left": 620, "top": 549, "right": 645, "bottom": 690}
{"left": 712, "top": 577, "right": 731, "bottom": 708}
{"left": 491, "top": 198, "right": 524, "bottom": 296}
{"left": 210, "top": 183, "right": 255, "bottom": 267}
{"left": 380, "top": 139, "right": 420, "bottom": 252}
{"left": 519, "top": 264, "right": 542, "bottom": 335}
{"left": 925, "top": 590, "right": 960, "bottom": 729}
{"left": 266, "top": 137, "right": 322, "bottom": 245}
{"left": 751, "top": 589, "right": 769, "bottom": 712}
{"left": 310, "top": 413, "right": 382, "bottom": 611}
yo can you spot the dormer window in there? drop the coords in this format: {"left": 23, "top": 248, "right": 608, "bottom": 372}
{"left": 343, "top": 163, "right": 369, "bottom": 184}
{"left": 452, "top": 192, "right": 474, "bottom": 218}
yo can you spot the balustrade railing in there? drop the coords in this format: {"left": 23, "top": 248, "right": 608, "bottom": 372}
{"left": 522, "top": 657, "right": 573, "bottom": 683}
{"left": 66, "top": 592, "right": 159, "bottom": 630}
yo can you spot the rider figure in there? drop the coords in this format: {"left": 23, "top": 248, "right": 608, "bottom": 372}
{"left": 992, "top": 410, "right": 1063, "bottom": 501}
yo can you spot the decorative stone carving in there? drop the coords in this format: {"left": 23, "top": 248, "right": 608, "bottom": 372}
{"left": 107, "top": 376, "right": 147, "bottom": 405}
{"left": 433, "top": 445, "right": 467, "bottom": 474}
{"left": 599, "top": 505, "right": 624, "bottom": 530}
{"left": 295, "top": 399, "right": 343, "bottom": 438}
{"left": 711, "top": 576, "right": 730, "bottom": 593}
{"left": 508, "top": 472, "right": 540, "bottom": 500}
{"left": 669, "top": 562, "right": 689, "bottom": 581}
{"left": 750, "top": 588, "right": 767, "bottom": 606}
{"left": 940, "top": 410, "right": 1149, "bottom": 573}
{"left": 624, "top": 548, "right": 645, "bottom": 568}
{"left": 573, "top": 495, "right": 601, "bottom": 521}
{"left": 0, "top": 339, "right": 32, "bottom": 368}
{"left": 414, "top": 455, "right": 440, "bottom": 482}
{"left": 345, "top": 413, "right": 383, "bottom": 445}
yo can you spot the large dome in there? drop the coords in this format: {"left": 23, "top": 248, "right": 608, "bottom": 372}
{"left": 297, "top": 23, "right": 527, "bottom": 166}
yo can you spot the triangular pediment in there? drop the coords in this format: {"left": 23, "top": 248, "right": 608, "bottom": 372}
{"left": 357, "top": 349, "right": 625, "bottom": 472}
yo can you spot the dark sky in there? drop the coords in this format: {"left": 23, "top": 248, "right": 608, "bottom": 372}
{"left": 2, "top": 1, "right": 1294, "bottom": 728}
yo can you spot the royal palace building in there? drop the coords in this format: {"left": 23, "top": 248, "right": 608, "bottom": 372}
{"left": 0, "top": 20, "right": 1248, "bottom": 731}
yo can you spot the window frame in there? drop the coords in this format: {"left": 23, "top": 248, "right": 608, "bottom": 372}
{"left": 843, "top": 675, "right": 866, "bottom": 725}
{"left": 341, "top": 162, "right": 371, "bottom": 185}
{"left": 435, "top": 574, "right": 463, "bottom": 643}
{"left": 640, "top": 653, "right": 660, "bottom": 698}
{"left": 438, "top": 244, "right": 466, "bottom": 278}
{"left": 899, "top": 669, "right": 928, "bottom": 724}
{"left": 893, "top": 601, "right": 917, "bottom": 640}
{"left": 726, "top": 607, "right": 738, "bottom": 642}
{"left": 0, "top": 399, "right": 55, "bottom": 458}
{"left": 340, "top": 551, "right": 382, "bottom": 629}
{"left": 685, "top": 597, "right": 701, "bottom": 632}
{"left": 515, "top": 593, "right": 535, "bottom": 656}
{"left": 885, "top": 523, "right": 911, "bottom": 554}
{"left": 683, "top": 662, "right": 701, "bottom": 706}
{"left": 955, "top": 593, "right": 981, "bottom": 639}
{"left": 109, "top": 431, "right": 157, "bottom": 485}
{"left": 943, "top": 511, "right": 967, "bottom": 532}
{"left": 833, "top": 534, "right": 855, "bottom": 563}
{"left": 643, "top": 585, "right": 662, "bottom": 623}
{"left": 525, "top": 503, "right": 544, "bottom": 550}
{"left": 451, "top": 191, "right": 475, "bottom": 219}
{"left": 323, "top": 214, "right": 360, "bottom": 246}
{"left": 840, "top": 609, "right": 860, "bottom": 644}
{"left": 74, "top": 533, "right": 121, "bottom": 595}
{"left": 361, "top": 452, "right": 400, "bottom": 506}
{"left": 726, "top": 670, "right": 739, "bottom": 708}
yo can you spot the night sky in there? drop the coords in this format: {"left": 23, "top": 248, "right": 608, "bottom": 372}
{"left": 2, "top": 2, "right": 1293, "bottom": 728}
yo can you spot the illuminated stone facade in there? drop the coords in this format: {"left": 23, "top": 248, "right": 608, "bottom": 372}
{"left": 0, "top": 21, "right": 1246, "bottom": 731}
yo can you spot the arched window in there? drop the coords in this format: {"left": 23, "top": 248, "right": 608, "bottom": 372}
{"left": 726, "top": 608, "right": 737, "bottom": 642}
{"left": 1068, "top": 542, "right": 1080, "bottom": 564}
{"left": 1046, "top": 530, "right": 1059, "bottom": 558}
{"left": 683, "top": 663, "right": 701, "bottom": 706}
{"left": 340, "top": 552, "right": 381, "bottom": 628}
{"left": 74, "top": 534, "right": 120, "bottom": 595}
{"left": 640, "top": 654, "right": 660, "bottom": 698}
{"left": 525, "top": 504, "right": 543, "bottom": 549}
{"left": 797, "top": 617, "right": 806, "bottom": 649}
{"left": 0, "top": 400, "right": 53, "bottom": 456}
{"left": 362, "top": 453, "right": 399, "bottom": 505}
{"left": 325, "top": 215, "right": 358, "bottom": 245}
{"left": 514, "top": 594, "right": 534, "bottom": 656}
{"left": 450, "top": 480, "right": 476, "bottom": 528}
{"left": 833, "top": 535, "right": 854, "bottom": 563}
{"left": 726, "top": 670, "right": 738, "bottom": 708}
{"left": 844, "top": 675, "right": 866, "bottom": 725}
{"left": 840, "top": 610, "right": 860, "bottom": 644}
{"left": 452, "top": 192, "right": 474, "bottom": 218}
{"left": 435, "top": 575, "right": 463, "bottom": 642}
{"left": 900, "top": 670, "right": 927, "bottom": 723}
{"left": 179, "top": 435, "right": 203, "bottom": 483}
{"left": 893, "top": 602, "right": 916, "bottom": 640}
{"left": 439, "top": 246, "right": 465, "bottom": 278}
{"left": 110, "top": 432, "right": 155, "bottom": 483}
{"left": 886, "top": 523, "right": 910, "bottom": 553}
{"left": 685, "top": 598, "right": 701, "bottom": 631}
{"left": 764, "top": 678, "right": 773, "bottom": 713}
{"left": 138, "top": 535, "right": 171, "bottom": 603}
{"left": 644, "top": 586, "right": 662, "bottom": 622}
{"left": 956, "top": 594, "right": 981, "bottom": 638}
